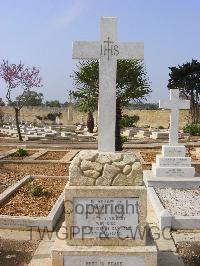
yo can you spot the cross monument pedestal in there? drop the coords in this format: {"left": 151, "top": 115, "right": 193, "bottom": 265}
{"left": 152, "top": 89, "right": 195, "bottom": 178}
{"left": 144, "top": 89, "right": 199, "bottom": 189}
{"left": 51, "top": 17, "right": 157, "bottom": 266}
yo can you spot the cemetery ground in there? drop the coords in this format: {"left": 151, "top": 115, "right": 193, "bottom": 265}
{"left": 0, "top": 136, "right": 199, "bottom": 265}
{"left": 0, "top": 143, "right": 74, "bottom": 265}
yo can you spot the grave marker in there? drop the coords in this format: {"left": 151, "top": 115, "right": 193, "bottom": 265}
{"left": 144, "top": 89, "right": 196, "bottom": 181}
{"left": 72, "top": 17, "right": 144, "bottom": 152}
{"left": 159, "top": 89, "right": 189, "bottom": 146}
{"left": 51, "top": 17, "right": 157, "bottom": 266}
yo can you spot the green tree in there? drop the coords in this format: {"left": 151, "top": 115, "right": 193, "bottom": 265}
{"left": 168, "top": 59, "right": 200, "bottom": 123}
{"left": 45, "top": 100, "right": 61, "bottom": 107}
{"left": 70, "top": 61, "right": 98, "bottom": 133}
{"left": 14, "top": 91, "right": 43, "bottom": 106}
{"left": 70, "top": 60, "right": 151, "bottom": 150}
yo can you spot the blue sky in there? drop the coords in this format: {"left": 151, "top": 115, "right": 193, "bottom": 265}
{"left": 0, "top": 0, "right": 200, "bottom": 103}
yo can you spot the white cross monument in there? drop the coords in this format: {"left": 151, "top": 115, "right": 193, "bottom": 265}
{"left": 72, "top": 17, "right": 144, "bottom": 152}
{"left": 159, "top": 89, "right": 190, "bottom": 146}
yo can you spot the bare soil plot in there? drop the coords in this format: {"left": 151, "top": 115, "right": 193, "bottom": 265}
{"left": 0, "top": 177, "right": 67, "bottom": 217}
{"left": 0, "top": 133, "right": 8, "bottom": 138}
{"left": 37, "top": 151, "right": 68, "bottom": 160}
{"left": 177, "top": 241, "right": 200, "bottom": 266}
{"left": 3, "top": 150, "right": 38, "bottom": 161}
{"left": 140, "top": 151, "right": 159, "bottom": 163}
{"left": 0, "top": 137, "right": 13, "bottom": 143}
{"left": 0, "top": 163, "right": 68, "bottom": 194}
{"left": 0, "top": 238, "right": 40, "bottom": 266}
{"left": 0, "top": 147, "right": 11, "bottom": 153}
{"left": 188, "top": 147, "right": 200, "bottom": 162}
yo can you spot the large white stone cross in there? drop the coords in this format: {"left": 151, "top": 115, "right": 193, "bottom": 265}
{"left": 159, "top": 89, "right": 190, "bottom": 146}
{"left": 72, "top": 17, "right": 144, "bottom": 152}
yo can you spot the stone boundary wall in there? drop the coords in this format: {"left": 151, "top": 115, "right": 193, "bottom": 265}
{"left": 0, "top": 106, "right": 190, "bottom": 128}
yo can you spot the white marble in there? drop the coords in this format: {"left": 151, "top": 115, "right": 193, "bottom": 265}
{"left": 156, "top": 155, "right": 191, "bottom": 167}
{"left": 64, "top": 255, "right": 145, "bottom": 266}
{"left": 162, "top": 145, "right": 186, "bottom": 157}
{"left": 150, "top": 131, "right": 169, "bottom": 139}
{"left": 72, "top": 17, "right": 144, "bottom": 152}
{"left": 73, "top": 197, "right": 139, "bottom": 238}
{"left": 159, "top": 89, "right": 190, "bottom": 146}
{"left": 152, "top": 164, "right": 195, "bottom": 178}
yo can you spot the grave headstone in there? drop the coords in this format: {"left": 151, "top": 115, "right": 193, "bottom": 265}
{"left": 150, "top": 131, "right": 169, "bottom": 140}
{"left": 144, "top": 89, "right": 197, "bottom": 186}
{"left": 72, "top": 17, "right": 143, "bottom": 152}
{"left": 135, "top": 130, "right": 151, "bottom": 139}
{"left": 51, "top": 17, "right": 157, "bottom": 266}
{"left": 152, "top": 89, "right": 195, "bottom": 178}
{"left": 67, "top": 103, "right": 73, "bottom": 123}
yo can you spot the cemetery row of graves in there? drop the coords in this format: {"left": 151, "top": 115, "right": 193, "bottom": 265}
{"left": 0, "top": 131, "right": 199, "bottom": 265}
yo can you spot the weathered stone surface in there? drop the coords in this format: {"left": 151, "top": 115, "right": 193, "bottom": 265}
{"left": 83, "top": 170, "right": 100, "bottom": 179}
{"left": 103, "top": 164, "right": 121, "bottom": 178}
{"left": 70, "top": 175, "right": 95, "bottom": 186}
{"left": 112, "top": 161, "right": 127, "bottom": 169}
{"left": 128, "top": 162, "right": 143, "bottom": 185}
{"left": 132, "top": 162, "right": 142, "bottom": 171}
{"left": 112, "top": 173, "right": 134, "bottom": 186}
{"left": 95, "top": 175, "right": 112, "bottom": 186}
{"left": 69, "top": 151, "right": 143, "bottom": 186}
{"left": 123, "top": 154, "right": 136, "bottom": 164}
{"left": 69, "top": 165, "right": 82, "bottom": 180}
{"left": 108, "top": 153, "right": 122, "bottom": 162}
{"left": 79, "top": 150, "right": 98, "bottom": 161}
{"left": 123, "top": 165, "right": 132, "bottom": 175}
{"left": 71, "top": 156, "right": 81, "bottom": 167}
{"left": 96, "top": 154, "right": 112, "bottom": 164}
{"left": 81, "top": 160, "right": 102, "bottom": 172}
{"left": 96, "top": 164, "right": 121, "bottom": 186}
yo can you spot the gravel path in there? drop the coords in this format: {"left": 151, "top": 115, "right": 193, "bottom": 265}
{"left": 156, "top": 188, "right": 200, "bottom": 216}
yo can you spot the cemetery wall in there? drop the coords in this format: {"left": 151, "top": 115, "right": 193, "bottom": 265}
{"left": 0, "top": 106, "right": 190, "bottom": 128}
{"left": 123, "top": 109, "right": 190, "bottom": 128}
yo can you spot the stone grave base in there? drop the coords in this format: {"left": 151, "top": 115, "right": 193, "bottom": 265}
{"left": 150, "top": 132, "right": 169, "bottom": 140}
{"left": 147, "top": 187, "right": 200, "bottom": 230}
{"left": 152, "top": 145, "right": 196, "bottom": 178}
{"left": 143, "top": 170, "right": 200, "bottom": 189}
{"left": 51, "top": 225, "right": 157, "bottom": 266}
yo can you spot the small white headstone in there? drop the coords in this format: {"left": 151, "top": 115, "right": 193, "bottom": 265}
{"left": 151, "top": 89, "right": 195, "bottom": 178}
{"left": 159, "top": 89, "right": 189, "bottom": 146}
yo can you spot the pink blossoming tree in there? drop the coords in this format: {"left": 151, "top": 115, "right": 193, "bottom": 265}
{"left": 0, "top": 60, "right": 42, "bottom": 141}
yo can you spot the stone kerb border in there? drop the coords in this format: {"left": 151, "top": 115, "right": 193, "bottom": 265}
{"left": 144, "top": 170, "right": 200, "bottom": 189}
{"left": 0, "top": 149, "right": 79, "bottom": 164}
{"left": 0, "top": 175, "right": 66, "bottom": 230}
{"left": 147, "top": 187, "right": 172, "bottom": 230}
{"left": 0, "top": 148, "right": 17, "bottom": 159}
{"left": 147, "top": 187, "right": 200, "bottom": 230}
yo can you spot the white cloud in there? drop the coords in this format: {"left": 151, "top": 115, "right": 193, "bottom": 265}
{"left": 54, "top": 0, "right": 90, "bottom": 29}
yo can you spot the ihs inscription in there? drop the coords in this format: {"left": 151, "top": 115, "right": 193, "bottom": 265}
{"left": 100, "top": 36, "right": 119, "bottom": 60}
